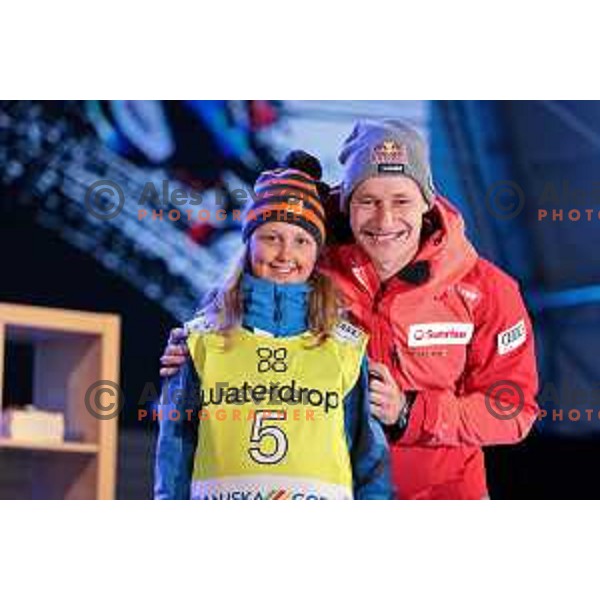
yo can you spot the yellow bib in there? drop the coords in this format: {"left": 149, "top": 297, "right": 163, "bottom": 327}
{"left": 186, "top": 322, "right": 366, "bottom": 500}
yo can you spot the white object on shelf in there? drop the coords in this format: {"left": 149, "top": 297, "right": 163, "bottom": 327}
{"left": 0, "top": 406, "right": 65, "bottom": 442}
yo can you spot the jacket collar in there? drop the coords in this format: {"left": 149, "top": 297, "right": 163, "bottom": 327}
{"left": 397, "top": 260, "right": 430, "bottom": 285}
{"left": 241, "top": 272, "right": 310, "bottom": 337}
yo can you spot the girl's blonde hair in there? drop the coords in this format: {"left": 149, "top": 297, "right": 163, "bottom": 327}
{"left": 202, "top": 248, "right": 340, "bottom": 348}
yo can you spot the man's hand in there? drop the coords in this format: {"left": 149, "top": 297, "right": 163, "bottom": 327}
{"left": 159, "top": 327, "right": 189, "bottom": 377}
{"left": 368, "top": 361, "right": 406, "bottom": 425}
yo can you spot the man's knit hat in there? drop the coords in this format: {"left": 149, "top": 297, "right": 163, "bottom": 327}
{"left": 338, "top": 119, "right": 436, "bottom": 211}
{"left": 242, "top": 151, "right": 327, "bottom": 247}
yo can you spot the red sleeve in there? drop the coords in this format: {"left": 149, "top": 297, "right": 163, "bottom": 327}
{"left": 399, "top": 267, "right": 539, "bottom": 447}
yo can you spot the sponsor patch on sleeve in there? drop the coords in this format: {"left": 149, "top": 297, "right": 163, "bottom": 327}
{"left": 333, "top": 320, "right": 366, "bottom": 346}
{"left": 184, "top": 311, "right": 213, "bottom": 335}
{"left": 497, "top": 319, "right": 527, "bottom": 355}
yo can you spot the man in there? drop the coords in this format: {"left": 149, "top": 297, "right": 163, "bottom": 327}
{"left": 161, "top": 119, "right": 539, "bottom": 499}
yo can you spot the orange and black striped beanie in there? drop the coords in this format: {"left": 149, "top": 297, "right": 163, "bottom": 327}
{"left": 242, "top": 155, "right": 327, "bottom": 247}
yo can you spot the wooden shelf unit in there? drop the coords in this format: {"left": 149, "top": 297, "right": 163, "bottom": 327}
{"left": 0, "top": 303, "right": 121, "bottom": 499}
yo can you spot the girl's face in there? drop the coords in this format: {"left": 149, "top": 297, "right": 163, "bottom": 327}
{"left": 249, "top": 221, "right": 318, "bottom": 284}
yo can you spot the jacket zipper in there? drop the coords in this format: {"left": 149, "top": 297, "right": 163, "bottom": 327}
{"left": 373, "top": 282, "right": 402, "bottom": 374}
{"left": 274, "top": 287, "right": 282, "bottom": 333}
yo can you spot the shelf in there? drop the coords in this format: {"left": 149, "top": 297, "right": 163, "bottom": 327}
{"left": 0, "top": 302, "right": 121, "bottom": 498}
{"left": 0, "top": 437, "right": 99, "bottom": 454}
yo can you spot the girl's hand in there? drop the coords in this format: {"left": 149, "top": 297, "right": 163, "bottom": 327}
{"left": 368, "top": 361, "right": 406, "bottom": 425}
{"left": 159, "top": 328, "right": 189, "bottom": 377}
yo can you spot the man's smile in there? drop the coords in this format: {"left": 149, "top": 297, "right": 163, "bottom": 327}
{"left": 361, "top": 230, "right": 410, "bottom": 243}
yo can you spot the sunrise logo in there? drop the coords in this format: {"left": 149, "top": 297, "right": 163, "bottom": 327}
{"left": 408, "top": 322, "right": 475, "bottom": 347}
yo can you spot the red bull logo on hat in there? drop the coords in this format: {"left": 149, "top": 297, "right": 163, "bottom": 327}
{"left": 371, "top": 140, "right": 409, "bottom": 165}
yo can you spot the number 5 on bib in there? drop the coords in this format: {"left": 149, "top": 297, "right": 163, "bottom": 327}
{"left": 248, "top": 410, "right": 288, "bottom": 465}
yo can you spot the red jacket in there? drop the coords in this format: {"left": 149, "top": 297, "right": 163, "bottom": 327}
{"left": 320, "top": 196, "right": 539, "bottom": 499}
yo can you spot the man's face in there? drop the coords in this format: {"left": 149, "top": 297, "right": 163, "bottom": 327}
{"left": 349, "top": 176, "right": 429, "bottom": 280}
{"left": 249, "top": 221, "right": 318, "bottom": 284}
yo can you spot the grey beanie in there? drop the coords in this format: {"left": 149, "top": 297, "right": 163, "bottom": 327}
{"left": 338, "top": 119, "right": 436, "bottom": 211}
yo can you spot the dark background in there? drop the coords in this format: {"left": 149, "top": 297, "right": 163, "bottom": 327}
{"left": 2, "top": 100, "right": 599, "bottom": 498}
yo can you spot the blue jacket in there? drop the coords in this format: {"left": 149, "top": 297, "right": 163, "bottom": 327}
{"left": 154, "top": 273, "right": 393, "bottom": 499}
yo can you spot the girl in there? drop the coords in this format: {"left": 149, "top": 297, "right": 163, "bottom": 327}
{"left": 154, "top": 154, "right": 391, "bottom": 500}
